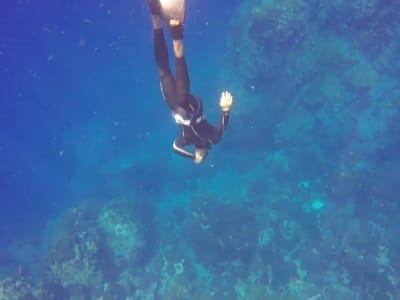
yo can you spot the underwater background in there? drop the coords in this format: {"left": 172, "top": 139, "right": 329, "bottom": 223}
{"left": 1, "top": 0, "right": 400, "bottom": 299}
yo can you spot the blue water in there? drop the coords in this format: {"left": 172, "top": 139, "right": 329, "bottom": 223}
{"left": 1, "top": 0, "right": 236, "bottom": 237}
{"left": 1, "top": 0, "right": 400, "bottom": 299}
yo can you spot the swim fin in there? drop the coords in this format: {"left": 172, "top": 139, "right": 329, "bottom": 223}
{"left": 160, "top": 0, "right": 186, "bottom": 24}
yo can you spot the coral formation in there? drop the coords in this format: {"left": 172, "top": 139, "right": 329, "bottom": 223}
{"left": 45, "top": 205, "right": 114, "bottom": 292}
{"left": 98, "top": 203, "right": 146, "bottom": 266}
{"left": 48, "top": 231, "right": 103, "bottom": 289}
{"left": 0, "top": 276, "right": 47, "bottom": 299}
{"left": 40, "top": 199, "right": 154, "bottom": 298}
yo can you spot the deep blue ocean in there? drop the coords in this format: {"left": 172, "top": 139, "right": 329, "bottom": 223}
{"left": 1, "top": 0, "right": 400, "bottom": 299}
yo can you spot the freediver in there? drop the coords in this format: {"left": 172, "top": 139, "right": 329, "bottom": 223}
{"left": 146, "top": 0, "right": 233, "bottom": 164}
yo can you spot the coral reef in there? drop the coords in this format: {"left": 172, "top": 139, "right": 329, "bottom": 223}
{"left": 0, "top": 276, "right": 48, "bottom": 300}
{"left": 45, "top": 204, "right": 114, "bottom": 292}
{"left": 1, "top": 187, "right": 400, "bottom": 299}
{"left": 41, "top": 199, "right": 154, "bottom": 299}
{"left": 98, "top": 202, "right": 146, "bottom": 266}
{"left": 226, "top": 0, "right": 400, "bottom": 132}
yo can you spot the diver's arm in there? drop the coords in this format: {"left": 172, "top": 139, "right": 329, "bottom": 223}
{"left": 173, "top": 138, "right": 195, "bottom": 160}
{"left": 210, "top": 111, "right": 229, "bottom": 144}
{"left": 210, "top": 91, "right": 233, "bottom": 144}
{"left": 220, "top": 111, "right": 230, "bottom": 129}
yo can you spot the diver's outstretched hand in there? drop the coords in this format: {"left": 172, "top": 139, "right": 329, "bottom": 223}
{"left": 220, "top": 91, "right": 233, "bottom": 113}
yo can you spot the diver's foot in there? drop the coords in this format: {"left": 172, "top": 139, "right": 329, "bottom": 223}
{"left": 147, "top": 0, "right": 161, "bottom": 15}
{"left": 169, "top": 19, "right": 184, "bottom": 40}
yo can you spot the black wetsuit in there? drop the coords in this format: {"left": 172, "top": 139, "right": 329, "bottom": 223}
{"left": 153, "top": 28, "right": 229, "bottom": 160}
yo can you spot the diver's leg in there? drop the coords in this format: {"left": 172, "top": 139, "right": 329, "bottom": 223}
{"left": 169, "top": 21, "right": 190, "bottom": 106}
{"left": 147, "top": 0, "right": 162, "bottom": 16}
{"left": 150, "top": 15, "right": 180, "bottom": 109}
{"left": 152, "top": 16, "right": 170, "bottom": 77}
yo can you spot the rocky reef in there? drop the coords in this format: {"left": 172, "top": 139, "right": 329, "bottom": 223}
{"left": 1, "top": 186, "right": 398, "bottom": 299}
{"left": 226, "top": 0, "right": 400, "bottom": 154}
